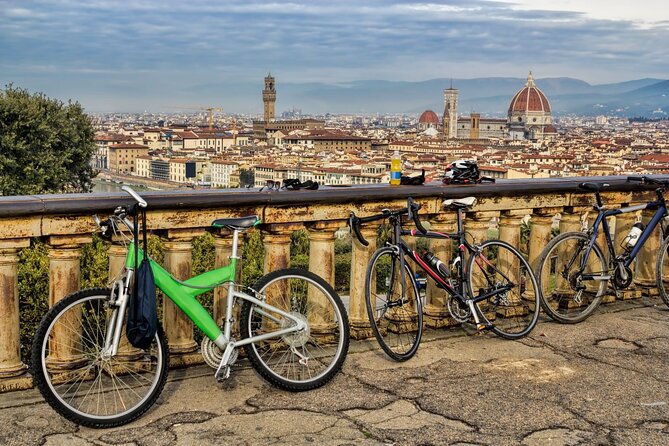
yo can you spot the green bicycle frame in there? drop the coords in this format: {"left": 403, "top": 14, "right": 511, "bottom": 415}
{"left": 126, "top": 242, "right": 234, "bottom": 342}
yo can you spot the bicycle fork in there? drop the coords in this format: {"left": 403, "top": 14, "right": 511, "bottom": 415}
{"left": 100, "top": 272, "right": 134, "bottom": 359}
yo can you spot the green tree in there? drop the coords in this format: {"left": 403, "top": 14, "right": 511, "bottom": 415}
{"left": 238, "top": 168, "right": 255, "bottom": 188}
{"left": 0, "top": 85, "right": 96, "bottom": 195}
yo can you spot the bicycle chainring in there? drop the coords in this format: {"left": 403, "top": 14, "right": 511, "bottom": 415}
{"left": 447, "top": 296, "right": 471, "bottom": 323}
{"left": 613, "top": 265, "right": 634, "bottom": 289}
{"left": 201, "top": 337, "right": 238, "bottom": 369}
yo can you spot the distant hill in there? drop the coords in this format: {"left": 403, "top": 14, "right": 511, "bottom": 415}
{"left": 180, "top": 77, "right": 668, "bottom": 117}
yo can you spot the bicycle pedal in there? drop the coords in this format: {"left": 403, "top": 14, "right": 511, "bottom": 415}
{"left": 215, "top": 365, "right": 231, "bottom": 382}
{"left": 476, "top": 323, "right": 493, "bottom": 331}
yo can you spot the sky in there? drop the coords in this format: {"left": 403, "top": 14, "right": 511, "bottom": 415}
{"left": 1, "top": 0, "right": 668, "bottom": 113}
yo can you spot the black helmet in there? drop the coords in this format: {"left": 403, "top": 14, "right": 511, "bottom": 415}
{"left": 442, "top": 160, "right": 480, "bottom": 184}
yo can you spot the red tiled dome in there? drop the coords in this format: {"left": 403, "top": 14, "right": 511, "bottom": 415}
{"left": 508, "top": 72, "right": 551, "bottom": 113}
{"left": 419, "top": 110, "right": 439, "bottom": 124}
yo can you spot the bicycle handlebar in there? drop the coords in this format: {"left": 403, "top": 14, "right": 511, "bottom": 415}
{"left": 407, "top": 197, "right": 427, "bottom": 234}
{"left": 348, "top": 197, "right": 427, "bottom": 246}
{"left": 121, "top": 185, "right": 147, "bottom": 208}
{"left": 627, "top": 175, "right": 669, "bottom": 187}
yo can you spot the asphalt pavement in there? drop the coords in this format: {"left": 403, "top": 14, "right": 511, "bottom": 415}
{"left": 1, "top": 296, "right": 668, "bottom": 446}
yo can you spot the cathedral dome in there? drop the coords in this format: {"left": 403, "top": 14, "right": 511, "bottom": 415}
{"left": 508, "top": 72, "right": 551, "bottom": 114}
{"left": 419, "top": 110, "right": 439, "bottom": 124}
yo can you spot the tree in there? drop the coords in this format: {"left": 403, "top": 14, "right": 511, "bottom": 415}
{"left": 238, "top": 168, "right": 255, "bottom": 188}
{"left": 0, "top": 85, "right": 96, "bottom": 195}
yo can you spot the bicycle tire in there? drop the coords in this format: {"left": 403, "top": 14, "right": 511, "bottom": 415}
{"left": 31, "top": 288, "right": 169, "bottom": 428}
{"left": 239, "top": 268, "right": 349, "bottom": 391}
{"left": 467, "top": 240, "right": 540, "bottom": 339}
{"left": 365, "top": 247, "right": 423, "bottom": 361}
{"left": 655, "top": 235, "right": 669, "bottom": 307}
{"left": 535, "top": 232, "right": 608, "bottom": 323}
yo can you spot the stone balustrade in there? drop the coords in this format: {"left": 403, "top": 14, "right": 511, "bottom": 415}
{"left": 0, "top": 176, "right": 665, "bottom": 392}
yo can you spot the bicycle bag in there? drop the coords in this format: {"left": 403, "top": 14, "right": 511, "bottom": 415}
{"left": 126, "top": 208, "right": 158, "bottom": 350}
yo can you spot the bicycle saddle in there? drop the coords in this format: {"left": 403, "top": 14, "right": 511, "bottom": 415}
{"left": 212, "top": 215, "right": 260, "bottom": 230}
{"left": 442, "top": 196, "right": 477, "bottom": 209}
{"left": 578, "top": 182, "right": 609, "bottom": 192}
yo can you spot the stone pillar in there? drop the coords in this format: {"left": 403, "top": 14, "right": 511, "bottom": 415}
{"left": 46, "top": 235, "right": 91, "bottom": 370}
{"left": 213, "top": 234, "right": 235, "bottom": 327}
{"left": 260, "top": 224, "right": 301, "bottom": 322}
{"left": 634, "top": 208, "right": 661, "bottom": 297}
{"left": 613, "top": 212, "right": 643, "bottom": 299}
{"left": 552, "top": 208, "right": 587, "bottom": 294}
{"left": 424, "top": 213, "right": 457, "bottom": 328}
{"left": 307, "top": 222, "right": 340, "bottom": 339}
{"left": 498, "top": 210, "right": 528, "bottom": 253}
{"left": 163, "top": 230, "right": 200, "bottom": 357}
{"left": 528, "top": 209, "right": 558, "bottom": 306}
{"left": 349, "top": 226, "right": 377, "bottom": 339}
{"left": 0, "top": 239, "right": 30, "bottom": 383}
{"left": 108, "top": 240, "right": 127, "bottom": 282}
{"left": 263, "top": 224, "right": 297, "bottom": 275}
{"left": 465, "top": 211, "right": 499, "bottom": 294}
{"left": 529, "top": 209, "right": 559, "bottom": 270}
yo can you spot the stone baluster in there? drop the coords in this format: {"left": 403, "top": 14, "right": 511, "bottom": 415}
{"left": 465, "top": 211, "right": 499, "bottom": 295}
{"left": 163, "top": 230, "right": 201, "bottom": 364}
{"left": 529, "top": 209, "right": 559, "bottom": 269}
{"left": 634, "top": 207, "right": 661, "bottom": 297}
{"left": 0, "top": 238, "right": 31, "bottom": 391}
{"left": 551, "top": 207, "right": 587, "bottom": 295}
{"left": 424, "top": 213, "right": 457, "bottom": 328}
{"left": 613, "top": 211, "right": 642, "bottom": 299}
{"left": 307, "top": 221, "right": 341, "bottom": 341}
{"left": 45, "top": 235, "right": 91, "bottom": 371}
{"left": 498, "top": 210, "right": 528, "bottom": 253}
{"left": 213, "top": 234, "right": 236, "bottom": 327}
{"left": 263, "top": 224, "right": 300, "bottom": 274}
{"left": 106, "top": 239, "right": 145, "bottom": 361}
{"left": 349, "top": 226, "right": 377, "bottom": 339}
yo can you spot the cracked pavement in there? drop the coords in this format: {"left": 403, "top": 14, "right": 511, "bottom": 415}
{"left": 1, "top": 297, "right": 668, "bottom": 445}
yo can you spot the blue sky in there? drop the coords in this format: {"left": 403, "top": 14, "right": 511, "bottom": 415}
{"left": 1, "top": 0, "right": 668, "bottom": 113}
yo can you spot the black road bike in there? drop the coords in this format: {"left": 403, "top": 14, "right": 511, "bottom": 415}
{"left": 349, "top": 197, "right": 540, "bottom": 361}
{"left": 536, "top": 176, "right": 669, "bottom": 323}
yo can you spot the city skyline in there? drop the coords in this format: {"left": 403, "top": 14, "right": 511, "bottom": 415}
{"left": 1, "top": 0, "right": 668, "bottom": 113}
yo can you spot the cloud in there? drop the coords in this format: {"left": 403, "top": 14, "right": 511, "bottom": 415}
{"left": 1, "top": 0, "right": 668, "bottom": 112}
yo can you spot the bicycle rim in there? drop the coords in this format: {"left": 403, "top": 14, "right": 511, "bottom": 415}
{"left": 468, "top": 241, "right": 540, "bottom": 339}
{"left": 656, "top": 236, "right": 669, "bottom": 307}
{"left": 32, "top": 289, "right": 168, "bottom": 427}
{"left": 241, "top": 269, "right": 349, "bottom": 390}
{"left": 365, "top": 248, "right": 423, "bottom": 360}
{"left": 536, "top": 232, "right": 607, "bottom": 323}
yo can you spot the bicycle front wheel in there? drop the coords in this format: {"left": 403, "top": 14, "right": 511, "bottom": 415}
{"left": 31, "top": 288, "right": 169, "bottom": 428}
{"left": 655, "top": 235, "right": 669, "bottom": 307}
{"left": 240, "top": 268, "right": 349, "bottom": 391}
{"left": 535, "top": 232, "right": 608, "bottom": 323}
{"left": 365, "top": 247, "right": 423, "bottom": 361}
{"left": 468, "top": 240, "right": 540, "bottom": 339}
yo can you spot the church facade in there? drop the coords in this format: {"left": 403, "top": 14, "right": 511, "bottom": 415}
{"left": 437, "top": 72, "right": 556, "bottom": 142}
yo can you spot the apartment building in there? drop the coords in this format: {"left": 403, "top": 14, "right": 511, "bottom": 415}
{"left": 107, "top": 143, "right": 150, "bottom": 174}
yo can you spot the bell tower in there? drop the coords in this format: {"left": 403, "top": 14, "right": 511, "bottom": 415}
{"left": 443, "top": 83, "right": 459, "bottom": 139}
{"left": 263, "top": 73, "right": 276, "bottom": 122}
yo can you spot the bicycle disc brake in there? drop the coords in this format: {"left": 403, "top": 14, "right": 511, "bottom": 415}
{"left": 447, "top": 295, "right": 471, "bottom": 322}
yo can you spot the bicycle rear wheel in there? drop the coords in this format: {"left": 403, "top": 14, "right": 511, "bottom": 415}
{"left": 365, "top": 247, "right": 423, "bottom": 361}
{"left": 240, "top": 268, "right": 349, "bottom": 391}
{"left": 468, "top": 240, "right": 540, "bottom": 339}
{"left": 655, "top": 235, "right": 669, "bottom": 307}
{"left": 31, "top": 288, "right": 169, "bottom": 428}
{"left": 535, "top": 232, "right": 607, "bottom": 323}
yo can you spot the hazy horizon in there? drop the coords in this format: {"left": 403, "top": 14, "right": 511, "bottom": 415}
{"left": 2, "top": 1, "right": 668, "bottom": 114}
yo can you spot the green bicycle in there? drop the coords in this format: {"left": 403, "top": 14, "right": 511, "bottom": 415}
{"left": 31, "top": 186, "right": 350, "bottom": 428}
